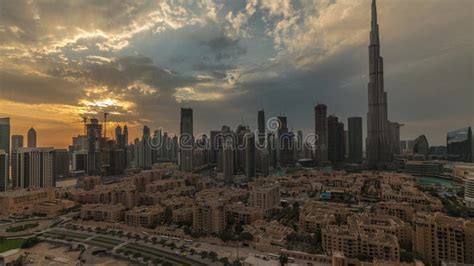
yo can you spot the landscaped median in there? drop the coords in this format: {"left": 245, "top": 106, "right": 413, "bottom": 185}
{"left": 5, "top": 222, "right": 39, "bottom": 233}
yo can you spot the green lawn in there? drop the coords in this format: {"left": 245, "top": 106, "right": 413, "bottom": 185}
{"left": 0, "top": 238, "right": 25, "bottom": 253}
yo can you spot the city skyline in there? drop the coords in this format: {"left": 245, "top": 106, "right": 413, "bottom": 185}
{"left": 0, "top": 0, "right": 472, "bottom": 148}
{"left": 1, "top": 2, "right": 474, "bottom": 265}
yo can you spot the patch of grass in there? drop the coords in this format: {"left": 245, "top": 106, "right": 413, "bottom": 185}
{"left": 0, "top": 238, "right": 25, "bottom": 253}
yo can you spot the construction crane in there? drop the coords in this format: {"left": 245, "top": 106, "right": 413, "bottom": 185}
{"left": 103, "top": 112, "right": 110, "bottom": 139}
{"left": 79, "top": 115, "right": 87, "bottom": 136}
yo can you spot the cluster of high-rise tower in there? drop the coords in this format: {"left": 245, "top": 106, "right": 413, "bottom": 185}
{"left": 2, "top": 0, "right": 461, "bottom": 190}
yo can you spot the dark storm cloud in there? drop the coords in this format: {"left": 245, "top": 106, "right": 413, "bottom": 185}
{"left": 0, "top": 70, "right": 83, "bottom": 104}
{"left": 200, "top": 32, "right": 247, "bottom": 62}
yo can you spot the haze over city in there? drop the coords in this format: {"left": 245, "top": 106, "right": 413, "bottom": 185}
{"left": 0, "top": 0, "right": 472, "bottom": 148}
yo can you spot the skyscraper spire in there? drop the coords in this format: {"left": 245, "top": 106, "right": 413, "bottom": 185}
{"left": 370, "top": 0, "right": 380, "bottom": 45}
{"left": 371, "top": 0, "right": 377, "bottom": 27}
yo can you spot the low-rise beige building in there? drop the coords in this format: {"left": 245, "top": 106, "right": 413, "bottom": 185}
{"left": 80, "top": 203, "right": 125, "bottom": 222}
{"left": 79, "top": 175, "right": 101, "bottom": 191}
{"left": 124, "top": 205, "right": 165, "bottom": 228}
{"left": 192, "top": 199, "right": 226, "bottom": 234}
{"left": 414, "top": 212, "right": 474, "bottom": 266}
{"left": 172, "top": 206, "right": 193, "bottom": 224}
{"left": 375, "top": 201, "right": 416, "bottom": 223}
{"left": 249, "top": 180, "right": 280, "bottom": 217}
{"left": 0, "top": 188, "right": 55, "bottom": 217}
{"left": 226, "top": 202, "right": 264, "bottom": 225}
{"left": 33, "top": 199, "right": 77, "bottom": 216}
{"left": 244, "top": 220, "right": 294, "bottom": 252}
{"left": 322, "top": 224, "right": 400, "bottom": 262}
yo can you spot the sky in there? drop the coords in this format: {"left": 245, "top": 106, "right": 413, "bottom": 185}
{"left": 0, "top": 0, "right": 472, "bottom": 148}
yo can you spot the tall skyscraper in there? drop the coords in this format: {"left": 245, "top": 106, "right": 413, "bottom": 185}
{"left": 447, "top": 127, "right": 472, "bottom": 162}
{"left": 179, "top": 108, "right": 194, "bottom": 171}
{"left": 115, "top": 125, "right": 123, "bottom": 148}
{"left": 86, "top": 118, "right": 102, "bottom": 175}
{"left": 27, "top": 127, "right": 37, "bottom": 148}
{"left": 11, "top": 135, "right": 24, "bottom": 152}
{"left": 220, "top": 126, "right": 234, "bottom": 183}
{"left": 277, "top": 116, "right": 294, "bottom": 167}
{"left": 348, "top": 117, "right": 363, "bottom": 163}
{"left": 53, "top": 149, "right": 70, "bottom": 181}
{"left": 328, "top": 115, "right": 345, "bottom": 162}
{"left": 314, "top": 104, "right": 328, "bottom": 164}
{"left": 136, "top": 126, "right": 152, "bottom": 169}
{"left": 12, "top": 147, "right": 54, "bottom": 188}
{"left": 366, "top": 0, "right": 392, "bottom": 167}
{"left": 123, "top": 125, "right": 129, "bottom": 146}
{"left": 389, "top": 122, "right": 402, "bottom": 156}
{"left": 0, "top": 150, "right": 7, "bottom": 192}
{"left": 235, "top": 125, "right": 249, "bottom": 172}
{"left": 210, "top": 130, "right": 220, "bottom": 164}
{"left": 244, "top": 133, "right": 256, "bottom": 179}
{"left": 256, "top": 110, "right": 269, "bottom": 176}
{"left": 258, "top": 110, "right": 265, "bottom": 145}
{"left": 0, "top": 117, "right": 10, "bottom": 158}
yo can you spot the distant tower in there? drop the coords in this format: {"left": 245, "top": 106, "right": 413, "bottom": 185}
{"left": 179, "top": 108, "right": 194, "bottom": 172}
{"left": 314, "top": 104, "right": 328, "bottom": 163}
{"left": 138, "top": 126, "right": 152, "bottom": 169}
{"left": 12, "top": 147, "right": 54, "bottom": 188}
{"left": 27, "top": 127, "right": 37, "bottom": 148}
{"left": 366, "top": 0, "right": 392, "bottom": 166}
{"left": 244, "top": 133, "right": 256, "bottom": 179}
{"left": 0, "top": 118, "right": 10, "bottom": 157}
{"left": 11, "top": 135, "right": 24, "bottom": 152}
{"left": 348, "top": 117, "right": 363, "bottom": 163}
{"left": 258, "top": 110, "right": 265, "bottom": 145}
{"left": 277, "top": 116, "right": 294, "bottom": 167}
{"left": 221, "top": 126, "right": 234, "bottom": 183}
{"left": 328, "top": 115, "right": 344, "bottom": 162}
{"left": 86, "top": 119, "right": 102, "bottom": 175}
{"left": 0, "top": 150, "right": 7, "bottom": 192}
{"left": 123, "top": 125, "right": 129, "bottom": 146}
{"left": 115, "top": 125, "right": 122, "bottom": 140}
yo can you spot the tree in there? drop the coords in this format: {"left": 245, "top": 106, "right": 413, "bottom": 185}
{"left": 234, "top": 223, "right": 243, "bottom": 233}
{"left": 22, "top": 237, "right": 40, "bottom": 248}
{"left": 209, "top": 251, "right": 218, "bottom": 260}
{"left": 219, "top": 230, "right": 233, "bottom": 242}
{"left": 220, "top": 257, "right": 230, "bottom": 265}
{"left": 279, "top": 255, "right": 288, "bottom": 266}
{"left": 239, "top": 232, "right": 254, "bottom": 241}
{"left": 356, "top": 254, "right": 373, "bottom": 262}
{"left": 400, "top": 251, "right": 414, "bottom": 263}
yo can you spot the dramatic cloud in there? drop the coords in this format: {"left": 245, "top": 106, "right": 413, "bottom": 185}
{"left": 0, "top": 0, "right": 472, "bottom": 147}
